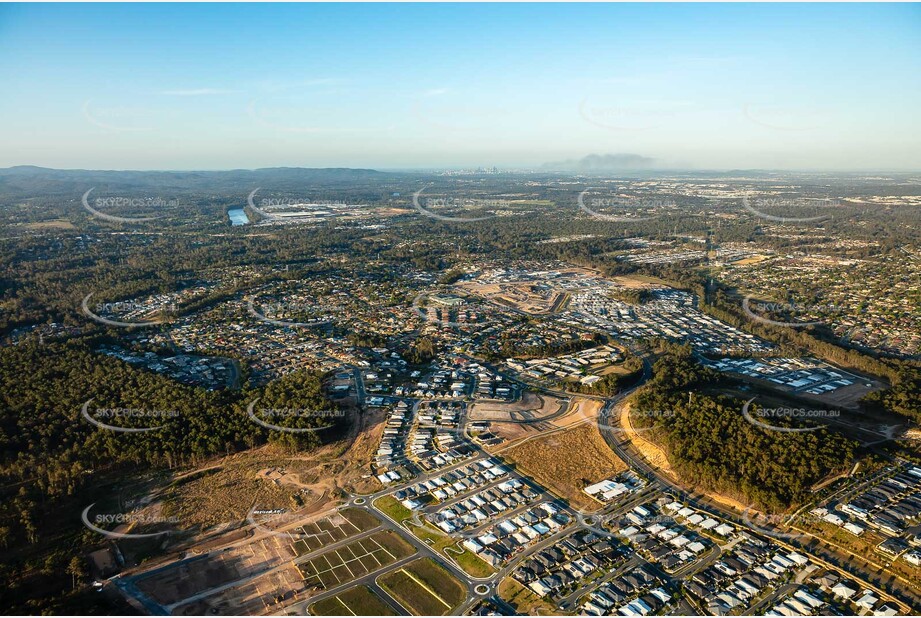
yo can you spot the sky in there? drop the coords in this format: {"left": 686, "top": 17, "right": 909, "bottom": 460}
{"left": 1, "top": 3, "right": 919, "bottom": 171}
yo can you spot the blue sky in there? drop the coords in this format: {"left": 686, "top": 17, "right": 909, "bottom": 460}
{"left": 1, "top": 3, "right": 919, "bottom": 170}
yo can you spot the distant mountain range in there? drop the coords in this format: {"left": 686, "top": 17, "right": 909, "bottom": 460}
{"left": 0, "top": 166, "right": 392, "bottom": 198}
{"left": 0, "top": 165, "right": 908, "bottom": 200}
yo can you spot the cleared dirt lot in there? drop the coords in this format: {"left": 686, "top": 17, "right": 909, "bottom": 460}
{"left": 619, "top": 402, "right": 674, "bottom": 479}
{"left": 487, "top": 397, "right": 598, "bottom": 447}
{"left": 607, "top": 274, "right": 662, "bottom": 289}
{"left": 456, "top": 281, "right": 561, "bottom": 315}
{"left": 342, "top": 406, "right": 391, "bottom": 494}
{"left": 162, "top": 461, "right": 310, "bottom": 530}
{"left": 291, "top": 508, "right": 380, "bottom": 556}
{"left": 554, "top": 397, "right": 603, "bottom": 428}
{"left": 172, "top": 564, "right": 306, "bottom": 616}
{"left": 501, "top": 422, "right": 627, "bottom": 511}
{"left": 130, "top": 508, "right": 385, "bottom": 614}
{"left": 487, "top": 397, "right": 603, "bottom": 446}
{"left": 135, "top": 533, "right": 296, "bottom": 606}
{"left": 469, "top": 391, "right": 566, "bottom": 423}
{"left": 802, "top": 376, "right": 886, "bottom": 410}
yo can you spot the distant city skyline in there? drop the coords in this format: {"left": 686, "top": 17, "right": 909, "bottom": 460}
{"left": 1, "top": 3, "right": 920, "bottom": 171}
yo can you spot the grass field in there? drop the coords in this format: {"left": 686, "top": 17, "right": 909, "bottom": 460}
{"left": 731, "top": 254, "right": 771, "bottom": 266}
{"left": 298, "top": 531, "right": 414, "bottom": 590}
{"left": 503, "top": 422, "right": 627, "bottom": 511}
{"left": 292, "top": 508, "right": 381, "bottom": 556}
{"left": 450, "top": 546, "right": 495, "bottom": 579}
{"left": 374, "top": 496, "right": 494, "bottom": 578}
{"left": 373, "top": 495, "right": 413, "bottom": 522}
{"left": 308, "top": 585, "right": 397, "bottom": 616}
{"left": 497, "top": 576, "right": 556, "bottom": 614}
{"left": 409, "top": 521, "right": 495, "bottom": 578}
{"left": 24, "top": 219, "right": 78, "bottom": 230}
{"left": 378, "top": 558, "right": 466, "bottom": 616}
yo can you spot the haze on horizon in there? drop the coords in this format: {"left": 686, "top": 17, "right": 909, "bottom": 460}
{"left": 1, "top": 3, "right": 919, "bottom": 172}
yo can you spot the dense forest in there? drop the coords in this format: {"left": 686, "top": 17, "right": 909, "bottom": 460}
{"left": 0, "top": 339, "right": 342, "bottom": 613}
{"left": 863, "top": 366, "right": 921, "bottom": 423}
{"left": 631, "top": 349, "right": 857, "bottom": 511}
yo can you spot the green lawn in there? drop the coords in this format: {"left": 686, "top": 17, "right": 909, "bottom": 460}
{"left": 374, "top": 495, "right": 413, "bottom": 522}
{"left": 378, "top": 558, "right": 466, "bottom": 616}
{"left": 309, "top": 585, "right": 397, "bottom": 616}
{"left": 451, "top": 546, "right": 495, "bottom": 578}
{"left": 410, "top": 522, "right": 494, "bottom": 578}
{"left": 374, "top": 496, "right": 494, "bottom": 578}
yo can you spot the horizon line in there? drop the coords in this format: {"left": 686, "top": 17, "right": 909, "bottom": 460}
{"left": 4, "top": 164, "right": 921, "bottom": 175}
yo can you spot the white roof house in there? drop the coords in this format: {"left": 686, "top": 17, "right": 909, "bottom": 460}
{"left": 831, "top": 582, "right": 858, "bottom": 600}
{"left": 856, "top": 593, "right": 879, "bottom": 610}
{"left": 714, "top": 523, "right": 734, "bottom": 536}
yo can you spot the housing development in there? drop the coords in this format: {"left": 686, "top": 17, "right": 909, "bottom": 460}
{"left": 3, "top": 162, "right": 919, "bottom": 618}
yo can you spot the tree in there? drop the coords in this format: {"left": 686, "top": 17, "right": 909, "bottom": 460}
{"left": 67, "top": 556, "right": 85, "bottom": 590}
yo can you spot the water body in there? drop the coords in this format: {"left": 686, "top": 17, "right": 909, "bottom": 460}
{"left": 228, "top": 208, "right": 249, "bottom": 226}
